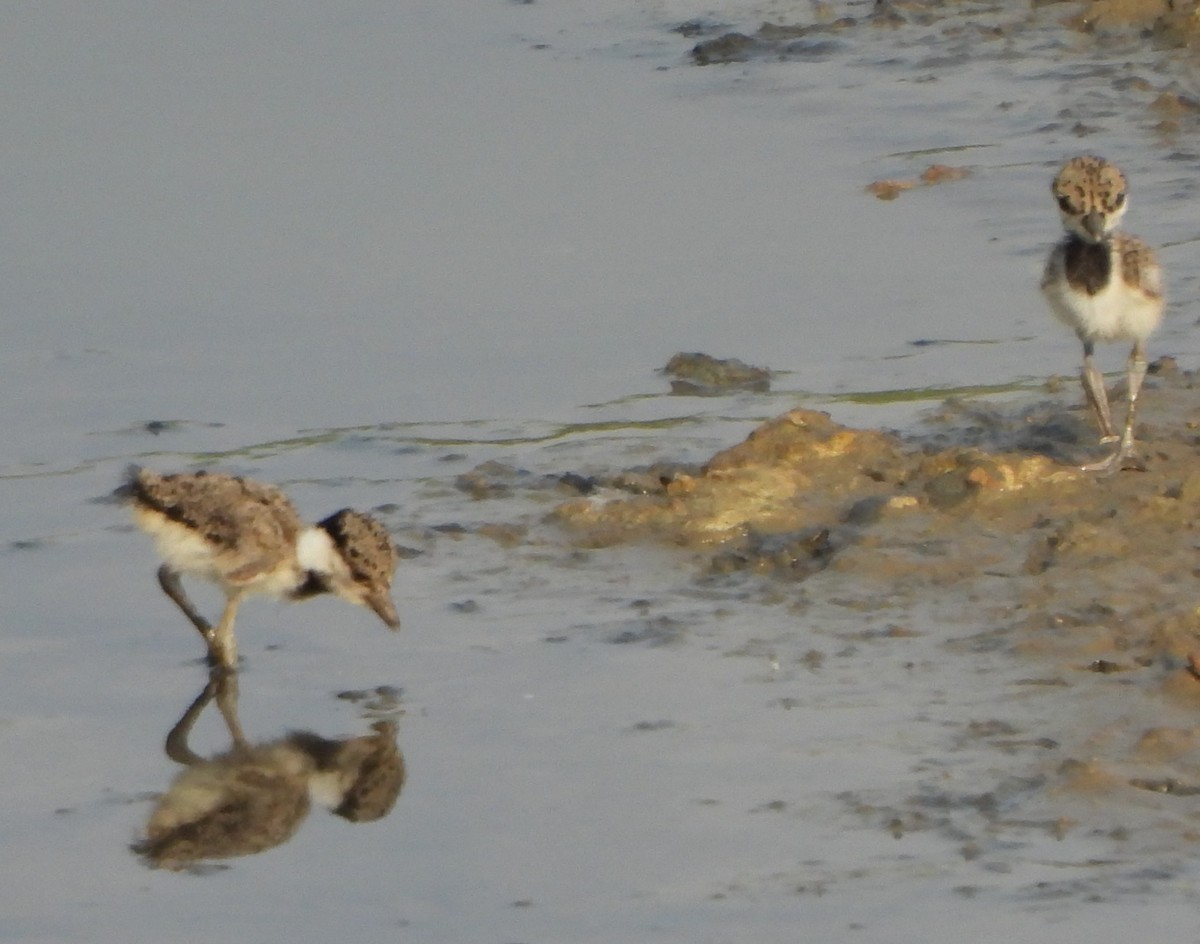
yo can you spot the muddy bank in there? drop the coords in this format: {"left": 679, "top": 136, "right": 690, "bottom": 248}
{"left": 538, "top": 363, "right": 1200, "bottom": 798}
{"left": 555, "top": 360, "right": 1195, "bottom": 550}
{"left": 688, "top": 0, "right": 1200, "bottom": 68}
{"left": 685, "top": 0, "right": 1200, "bottom": 145}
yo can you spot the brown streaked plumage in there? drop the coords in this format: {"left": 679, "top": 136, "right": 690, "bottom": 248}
{"left": 1041, "top": 155, "right": 1165, "bottom": 473}
{"left": 120, "top": 467, "right": 401, "bottom": 667}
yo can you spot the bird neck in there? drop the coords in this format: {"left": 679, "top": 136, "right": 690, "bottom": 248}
{"left": 288, "top": 527, "right": 340, "bottom": 600}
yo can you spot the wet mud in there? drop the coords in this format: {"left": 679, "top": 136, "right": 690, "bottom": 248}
{"left": 686, "top": 0, "right": 1200, "bottom": 150}
{"left": 689, "top": 0, "right": 1200, "bottom": 69}
{"left": 539, "top": 360, "right": 1200, "bottom": 814}
{"left": 386, "top": 353, "right": 1200, "bottom": 911}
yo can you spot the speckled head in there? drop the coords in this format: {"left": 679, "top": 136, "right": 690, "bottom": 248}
{"left": 1051, "top": 155, "right": 1129, "bottom": 243}
{"left": 314, "top": 509, "right": 401, "bottom": 630}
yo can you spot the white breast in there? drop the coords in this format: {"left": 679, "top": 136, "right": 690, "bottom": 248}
{"left": 1042, "top": 270, "right": 1161, "bottom": 343}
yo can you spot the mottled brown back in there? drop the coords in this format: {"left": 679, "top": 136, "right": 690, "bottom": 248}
{"left": 124, "top": 467, "right": 301, "bottom": 556}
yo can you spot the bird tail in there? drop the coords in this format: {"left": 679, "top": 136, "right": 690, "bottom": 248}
{"left": 112, "top": 464, "right": 145, "bottom": 503}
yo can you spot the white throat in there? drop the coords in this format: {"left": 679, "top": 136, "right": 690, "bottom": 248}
{"left": 296, "top": 526, "right": 339, "bottom": 575}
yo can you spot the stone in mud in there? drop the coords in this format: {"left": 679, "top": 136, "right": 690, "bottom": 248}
{"left": 867, "top": 179, "right": 917, "bottom": 200}
{"left": 920, "top": 164, "right": 970, "bottom": 184}
{"left": 921, "top": 456, "right": 993, "bottom": 510}
{"left": 608, "top": 616, "right": 685, "bottom": 646}
{"left": 756, "top": 22, "right": 816, "bottom": 41}
{"left": 557, "top": 472, "right": 597, "bottom": 496}
{"left": 843, "top": 495, "right": 892, "bottom": 526}
{"left": 455, "top": 460, "right": 526, "bottom": 499}
{"left": 691, "top": 32, "right": 757, "bottom": 65}
{"left": 1056, "top": 757, "right": 1126, "bottom": 795}
{"left": 662, "top": 352, "right": 771, "bottom": 395}
{"left": 672, "top": 18, "right": 729, "bottom": 38}
{"left": 708, "top": 526, "right": 835, "bottom": 581}
{"left": 1128, "top": 776, "right": 1200, "bottom": 796}
{"left": 1133, "top": 727, "right": 1199, "bottom": 763}
{"left": 1068, "top": 0, "right": 1171, "bottom": 31}
{"left": 477, "top": 522, "right": 527, "bottom": 547}
{"left": 1068, "top": 0, "right": 1200, "bottom": 48}
{"left": 1149, "top": 91, "right": 1200, "bottom": 115}
{"left": 143, "top": 420, "right": 184, "bottom": 435}
{"left": 609, "top": 464, "right": 699, "bottom": 496}
{"left": 702, "top": 408, "right": 901, "bottom": 476}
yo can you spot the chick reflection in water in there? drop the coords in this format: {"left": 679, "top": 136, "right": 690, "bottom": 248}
{"left": 133, "top": 671, "right": 405, "bottom": 871}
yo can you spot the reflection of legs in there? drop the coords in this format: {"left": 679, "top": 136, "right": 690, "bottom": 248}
{"left": 213, "top": 670, "right": 247, "bottom": 749}
{"left": 165, "top": 669, "right": 245, "bottom": 765}
{"left": 164, "top": 674, "right": 218, "bottom": 765}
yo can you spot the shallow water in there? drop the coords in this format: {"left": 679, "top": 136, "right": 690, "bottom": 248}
{"left": 5, "top": 1, "right": 1200, "bottom": 941}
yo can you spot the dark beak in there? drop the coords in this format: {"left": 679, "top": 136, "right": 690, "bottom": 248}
{"left": 366, "top": 591, "right": 401, "bottom": 630}
{"left": 1082, "top": 211, "right": 1105, "bottom": 240}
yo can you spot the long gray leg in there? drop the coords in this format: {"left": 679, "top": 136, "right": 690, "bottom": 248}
{"left": 208, "top": 594, "right": 243, "bottom": 669}
{"left": 1080, "top": 340, "right": 1117, "bottom": 443}
{"left": 1082, "top": 341, "right": 1148, "bottom": 474}
{"left": 1116, "top": 340, "right": 1148, "bottom": 459}
{"left": 157, "top": 565, "right": 212, "bottom": 635}
{"left": 157, "top": 565, "right": 241, "bottom": 665}
{"left": 1118, "top": 343, "right": 1147, "bottom": 451}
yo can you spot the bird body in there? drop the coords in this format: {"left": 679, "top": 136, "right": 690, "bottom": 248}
{"left": 122, "top": 468, "right": 400, "bottom": 666}
{"left": 1042, "top": 232, "right": 1163, "bottom": 344}
{"left": 130, "top": 472, "right": 306, "bottom": 597}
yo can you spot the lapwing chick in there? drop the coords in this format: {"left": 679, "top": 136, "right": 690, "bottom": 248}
{"left": 121, "top": 468, "right": 400, "bottom": 667}
{"left": 1041, "top": 155, "right": 1164, "bottom": 472}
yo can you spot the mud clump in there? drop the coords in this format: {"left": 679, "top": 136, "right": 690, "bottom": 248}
{"left": 709, "top": 526, "right": 835, "bottom": 581}
{"left": 553, "top": 405, "right": 1065, "bottom": 551}
{"left": 555, "top": 408, "right": 905, "bottom": 547}
{"left": 688, "top": 11, "right": 861, "bottom": 66}
{"left": 691, "top": 31, "right": 757, "bottom": 65}
{"left": 867, "top": 164, "right": 971, "bottom": 201}
{"left": 554, "top": 367, "right": 1200, "bottom": 693}
{"left": 663, "top": 352, "right": 771, "bottom": 395}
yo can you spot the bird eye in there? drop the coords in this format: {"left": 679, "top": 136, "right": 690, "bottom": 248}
{"left": 1112, "top": 192, "right": 1126, "bottom": 208}
{"left": 1056, "top": 195, "right": 1073, "bottom": 212}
